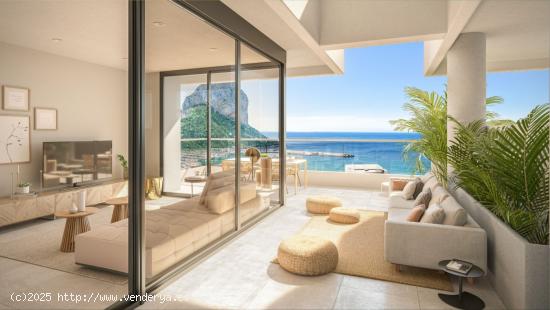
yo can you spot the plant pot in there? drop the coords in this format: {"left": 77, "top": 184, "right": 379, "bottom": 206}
{"left": 123, "top": 167, "right": 128, "bottom": 180}
{"left": 16, "top": 186, "right": 30, "bottom": 194}
{"left": 453, "top": 188, "right": 549, "bottom": 310}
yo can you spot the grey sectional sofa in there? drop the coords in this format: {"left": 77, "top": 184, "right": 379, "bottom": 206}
{"left": 384, "top": 173, "right": 488, "bottom": 272}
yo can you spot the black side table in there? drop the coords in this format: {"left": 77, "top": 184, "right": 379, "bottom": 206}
{"left": 438, "top": 260, "right": 485, "bottom": 310}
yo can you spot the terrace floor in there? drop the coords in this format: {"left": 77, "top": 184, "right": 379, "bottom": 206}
{"left": 140, "top": 187, "right": 506, "bottom": 310}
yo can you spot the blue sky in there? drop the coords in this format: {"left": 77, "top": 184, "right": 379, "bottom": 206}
{"left": 287, "top": 42, "right": 549, "bottom": 132}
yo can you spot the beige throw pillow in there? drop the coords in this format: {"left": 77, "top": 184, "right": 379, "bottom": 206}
{"left": 402, "top": 180, "right": 417, "bottom": 200}
{"left": 441, "top": 197, "right": 468, "bottom": 226}
{"left": 420, "top": 203, "right": 445, "bottom": 224}
{"left": 413, "top": 188, "right": 432, "bottom": 207}
{"left": 406, "top": 204, "right": 426, "bottom": 222}
{"left": 199, "top": 170, "right": 236, "bottom": 205}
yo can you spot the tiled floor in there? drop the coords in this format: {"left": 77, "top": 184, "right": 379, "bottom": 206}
{"left": 139, "top": 187, "right": 506, "bottom": 310}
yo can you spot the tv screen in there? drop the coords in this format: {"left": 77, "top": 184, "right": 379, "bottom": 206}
{"left": 42, "top": 141, "right": 113, "bottom": 188}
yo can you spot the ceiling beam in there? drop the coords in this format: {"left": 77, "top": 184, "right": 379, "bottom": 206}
{"left": 424, "top": 0, "right": 482, "bottom": 76}
{"left": 265, "top": 0, "right": 344, "bottom": 75}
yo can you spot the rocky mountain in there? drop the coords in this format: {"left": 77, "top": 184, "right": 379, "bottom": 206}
{"left": 182, "top": 83, "right": 249, "bottom": 125}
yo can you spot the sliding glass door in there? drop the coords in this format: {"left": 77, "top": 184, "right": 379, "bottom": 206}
{"left": 128, "top": 0, "right": 286, "bottom": 300}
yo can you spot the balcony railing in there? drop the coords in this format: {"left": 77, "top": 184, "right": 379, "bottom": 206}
{"left": 180, "top": 137, "right": 430, "bottom": 175}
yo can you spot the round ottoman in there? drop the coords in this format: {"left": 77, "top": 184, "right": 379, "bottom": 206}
{"left": 306, "top": 196, "right": 342, "bottom": 214}
{"left": 277, "top": 235, "right": 338, "bottom": 276}
{"left": 329, "top": 207, "right": 360, "bottom": 224}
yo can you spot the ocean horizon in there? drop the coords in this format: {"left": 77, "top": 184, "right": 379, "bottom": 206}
{"left": 262, "top": 131, "right": 428, "bottom": 174}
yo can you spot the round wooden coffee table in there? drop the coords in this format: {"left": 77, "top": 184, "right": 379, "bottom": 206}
{"left": 105, "top": 196, "right": 129, "bottom": 223}
{"left": 55, "top": 207, "right": 98, "bottom": 252}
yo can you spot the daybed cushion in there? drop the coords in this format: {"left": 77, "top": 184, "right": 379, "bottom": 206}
{"left": 205, "top": 182, "right": 257, "bottom": 214}
{"left": 75, "top": 194, "right": 265, "bottom": 278}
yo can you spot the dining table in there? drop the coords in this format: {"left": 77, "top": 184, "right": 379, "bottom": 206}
{"left": 221, "top": 157, "right": 308, "bottom": 189}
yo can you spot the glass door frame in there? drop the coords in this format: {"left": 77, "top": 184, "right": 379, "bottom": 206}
{"left": 160, "top": 61, "right": 282, "bottom": 198}
{"left": 122, "top": 0, "right": 287, "bottom": 307}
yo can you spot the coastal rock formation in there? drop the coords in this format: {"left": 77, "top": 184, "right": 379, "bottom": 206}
{"left": 182, "top": 83, "right": 249, "bottom": 125}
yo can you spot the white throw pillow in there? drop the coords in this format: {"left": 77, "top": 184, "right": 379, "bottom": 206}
{"left": 441, "top": 197, "right": 467, "bottom": 226}
{"left": 420, "top": 203, "right": 445, "bottom": 224}
{"left": 402, "top": 180, "right": 417, "bottom": 200}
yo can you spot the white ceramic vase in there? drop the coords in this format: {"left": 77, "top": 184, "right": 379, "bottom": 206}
{"left": 77, "top": 190, "right": 86, "bottom": 212}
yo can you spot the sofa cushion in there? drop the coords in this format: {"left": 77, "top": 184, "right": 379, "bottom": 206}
{"left": 424, "top": 177, "right": 439, "bottom": 191}
{"left": 429, "top": 186, "right": 450, "bottom": 207}
{"left": 441, "top": 197, "right": 468, "bottom": 226}
{"left": 388, "top": 207, "right": 411, "bottom": 221}
{"left": 389, "top": 191, "right": 415, "bottom": 209}
{"left": 402, "top": 180, "right": 417, "bottom": 200}
{"left": 420, "top": 203, "right": 445, "bottom": 224}
{"left": 420, "top": 172, "right": 433, "bottom": 183}
{"left": 413, "top": 188, "right": 431, "bottom": 206}
{"left": 406, "top": 204, "right": 426, "bottom": 222}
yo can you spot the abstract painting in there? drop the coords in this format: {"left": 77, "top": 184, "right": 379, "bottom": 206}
{"left": 0, "top": 115, "right": 30, "bottom": 164}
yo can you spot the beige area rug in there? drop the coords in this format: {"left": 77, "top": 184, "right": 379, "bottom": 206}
{"left": 0, "top": 205, "right": 127, "bottom": 285}
{"left": 274, "top": 211, "right": 453, "bottom": 292}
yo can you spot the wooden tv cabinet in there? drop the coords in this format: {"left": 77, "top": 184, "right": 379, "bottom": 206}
{"left": 0, "top": 179, "right": 127, "bottom": 228}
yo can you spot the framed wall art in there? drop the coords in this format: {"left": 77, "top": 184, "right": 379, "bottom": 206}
{"left": 0, "top": 115, "right": 31, "bottom": 164}
{"left": 34, "top": 107, "right": 58, "bottom": 130}
{"left": 2, "top": 86, "right": 30, "bottom": 111}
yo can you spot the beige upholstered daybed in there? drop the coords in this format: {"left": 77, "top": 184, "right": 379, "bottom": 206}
{"left": 75, "top": 172, "right": 265, "bottom": 278}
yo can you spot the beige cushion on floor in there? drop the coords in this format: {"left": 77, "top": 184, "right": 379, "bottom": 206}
{"left": 329, "top": 207, "right": 360, "bottom": 224}
{"left": 420, "top": 203, "right": 445, "bottom": 224}
{"left": 277, "top": 235, "right": 338, "bottom": 276}
{"left": 441, "top": 197, "right": 468, "bottom": 226}
{"left": 306, "top": 196, "right": 342, "bottom": 214}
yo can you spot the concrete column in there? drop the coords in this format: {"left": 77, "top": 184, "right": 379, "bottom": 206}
{"left": 447, "top": 32, "right": 486, "bottom": 143}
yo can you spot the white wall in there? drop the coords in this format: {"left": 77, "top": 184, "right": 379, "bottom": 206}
{"left": 0, "top": 42, "right": 127, "bottom": 196}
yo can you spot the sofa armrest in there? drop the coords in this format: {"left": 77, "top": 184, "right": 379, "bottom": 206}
{"left": 384, "top": 220, "right": 487, "bottom": 272}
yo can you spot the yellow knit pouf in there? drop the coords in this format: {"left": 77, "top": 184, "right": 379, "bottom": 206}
{"left": 306, "top": 196, "right": 342, "bottom": 214}
{"left": 277, "top": 235, "right": 338, "bottom": 276}
{"left": 329, "top": 207, "right": 360, "bottom": 224}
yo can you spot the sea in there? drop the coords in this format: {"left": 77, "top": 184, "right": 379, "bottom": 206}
{"left": 263, "top": 131, "right": 430, "bottom": 175}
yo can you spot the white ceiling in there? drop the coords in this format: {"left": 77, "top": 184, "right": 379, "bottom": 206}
{"left": 0, "top": 0, "right": 268, "bottom": 73}
{"left": 464, "top": 0, "right": 550, "bottom": 72}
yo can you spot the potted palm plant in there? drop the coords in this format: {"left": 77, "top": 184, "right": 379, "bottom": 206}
{"left": 448, "top": 104, "right": 549, "bottom": 309}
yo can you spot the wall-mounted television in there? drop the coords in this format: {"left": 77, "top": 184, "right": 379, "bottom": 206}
{"left": 42, "top": 141, "right": 113, "bottom": 188}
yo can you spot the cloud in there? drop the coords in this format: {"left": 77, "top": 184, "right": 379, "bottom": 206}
{"left": 287, "top": 115, "right": 394, "bottom": 132}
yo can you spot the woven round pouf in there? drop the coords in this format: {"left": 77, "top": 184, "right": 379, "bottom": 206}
{"left": 306, "top": 196, "right": 342, "bottom": 214}
{"left": 329, "top": 207, "right": 360, "bottom": 224}
{"left": 277, "top": 235, "right": 338, "bottom": 276}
